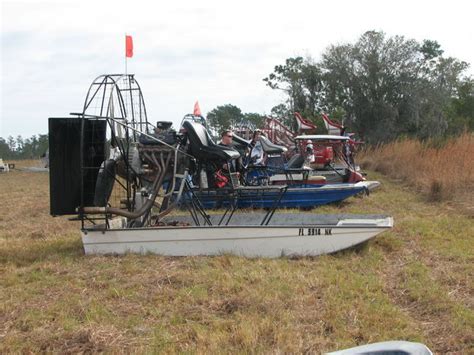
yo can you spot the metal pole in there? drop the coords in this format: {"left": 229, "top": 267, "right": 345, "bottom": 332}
{"left": 125, "top": 33, "right": 127, "bottom": 76}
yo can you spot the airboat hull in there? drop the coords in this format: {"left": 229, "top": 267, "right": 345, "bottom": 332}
{"left": 81, "top": 214, "right": 393, "bottom": 257}
{"left": 193, "top": 181, "right": 378, "bottom": 210}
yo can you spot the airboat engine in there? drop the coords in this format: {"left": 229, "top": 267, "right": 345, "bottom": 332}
{"left": 49, "top": 75, "right": 189, "bottom": 228}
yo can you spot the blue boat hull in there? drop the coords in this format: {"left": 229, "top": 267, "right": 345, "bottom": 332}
{"left": 187, "top": 183, "right": 368, "bottom": 209}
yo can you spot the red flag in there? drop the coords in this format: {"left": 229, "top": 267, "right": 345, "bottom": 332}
{"left": 125, "top": 35, "right": 133, "bottom": 58}
{"left": 193, "top": 101, "right": 202, "bottom": 116}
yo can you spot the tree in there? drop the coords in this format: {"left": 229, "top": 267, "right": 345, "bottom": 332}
{"left": 263, "top": 57, "right": 324, "bottom": 120}
{"left": 270, "top": 104, "right": 290, "bottom": 118}
{"left": 243, "top": 113, "right": 264, "bottom": 129}
{"left": 420, "top": 39, "right": 443, "bottom": 61}
{"left": 37, "top": 134, "right": 49, "bottom": 156}
{"left": 445, "top": 78, "right": 474, "bottom": 134}
{"left": 268, "top": 104, "right": 293, "bottom": 128}
{"left": 321, "top": 31, "right": 427, "bottom": 141}
{"left": 206, "top": 104, "right": 244, "bottom": 134}
{"left": 0, "top": 138, "right": 10, "bottom": 158}
{"left": 265, "top": 31, "right": 471, "bottom": 142}
{"left": 263, "top": 57, "right": 306, "bottom": 114}
{"left": 7, "top": 136, "right": 16, "bottom": 154}
{"left": 16, "top": 135, "right": 24, "bottom": 153}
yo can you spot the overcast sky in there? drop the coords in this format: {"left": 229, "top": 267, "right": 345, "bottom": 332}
{"left": 1, "top": 0, "right": 473, "bottom": 138}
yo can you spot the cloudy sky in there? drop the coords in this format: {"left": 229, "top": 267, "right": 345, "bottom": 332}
{"left": 1, "top": 0, "right": 473, "bottom": 138}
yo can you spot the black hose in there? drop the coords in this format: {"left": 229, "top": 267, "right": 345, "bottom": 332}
{"left": 83, "top": 152, "right": 171, "bottom": 218}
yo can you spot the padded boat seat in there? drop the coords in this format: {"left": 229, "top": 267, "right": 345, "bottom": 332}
{"left": 286, "top": 154, "right": 304, "bottom": 168}
{"left": 231, "top": 134, "right": 251, "bottom": 148}
{"left": 183, "top": 120, "right": 240, "bottom": 161}
{"left": 260, "top": 136, "right": 288, "bottom": 154}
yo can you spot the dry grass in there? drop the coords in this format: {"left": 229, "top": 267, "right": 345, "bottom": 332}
{"left": 359, "top": 133, "right": 474, "bottom": 212}
{"left": 0, "top": 162, "right": 473, "bottom": 353}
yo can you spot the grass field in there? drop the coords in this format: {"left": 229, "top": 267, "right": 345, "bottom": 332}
{"left": 0, "top": 165, "right": 473, "bottom": 353}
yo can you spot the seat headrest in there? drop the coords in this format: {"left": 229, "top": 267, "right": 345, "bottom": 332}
{"left": 260, "top": 136, "right": 288, "bottom": 154}
{"left": 286, "top": 154, "right": 304, "bottom": 169}
{"left": 182, "top": 120, "right": 240, "bottom": 161}
{"left": 232, "top": 134, "right": 251, "bottom": 147}
{"left": 183, "top": 120, "right": 212, "bottom": 146}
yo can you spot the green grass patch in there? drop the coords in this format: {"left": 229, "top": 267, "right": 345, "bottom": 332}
{"left": 401, "top": 260, "right": 474, "bottom": 340}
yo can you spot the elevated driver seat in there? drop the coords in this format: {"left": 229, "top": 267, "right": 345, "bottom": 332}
{"left": 182, "top": 120, "right": 240, "bottom": 161}
{"left": 259, "top": 136, "right": 288, "bottom": 154}
{"left": 286, "top": 154, "right": 304, "bottom": 169}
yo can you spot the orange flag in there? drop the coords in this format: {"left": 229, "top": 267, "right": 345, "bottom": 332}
{"left": 193, "top": 101, "right": 202, "bottom": 116}
{"left": 125, "top": 35, "right": 133, "bottom": 58}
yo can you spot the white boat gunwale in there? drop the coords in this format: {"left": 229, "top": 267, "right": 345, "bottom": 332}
{"left": 82, "top": 217, "right": 394, "bottom": 233}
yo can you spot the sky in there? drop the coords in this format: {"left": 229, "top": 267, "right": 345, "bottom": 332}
{"left": 1, "top": 0, "right": 473, "bottom": 138}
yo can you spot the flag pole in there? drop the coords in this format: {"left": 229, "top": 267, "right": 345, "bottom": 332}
{"left": 125, "top": 33, "right": 127, "bottom": 77}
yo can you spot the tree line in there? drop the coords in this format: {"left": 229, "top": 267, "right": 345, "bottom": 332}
{"left": 209, "top": 31, "right": 474, "bottom": 143}
{"left": 0, "top": 135, "right": 48, "bottom": 160}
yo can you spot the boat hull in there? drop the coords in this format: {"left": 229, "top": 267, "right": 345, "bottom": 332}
{"left": 81, "top": 214, "right": 393, "bottom": 257}
{"left": 191, "top": 181, "right": 377, "bottom": 209}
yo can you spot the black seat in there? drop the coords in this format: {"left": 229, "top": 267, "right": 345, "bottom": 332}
{"left": 286, "top": 154, "right": 304, "bottom": 168}
{"left": 231, "top": 134, "right": 251, "bottom": 149}
{"left": 183, "top": 120, "right": 240, "bottom": 161}
{"left": 260, "top": 136, "right": 288, "bottom": 154}
{"left": 230, "top": 133, "right": 251, "bottom": 157}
